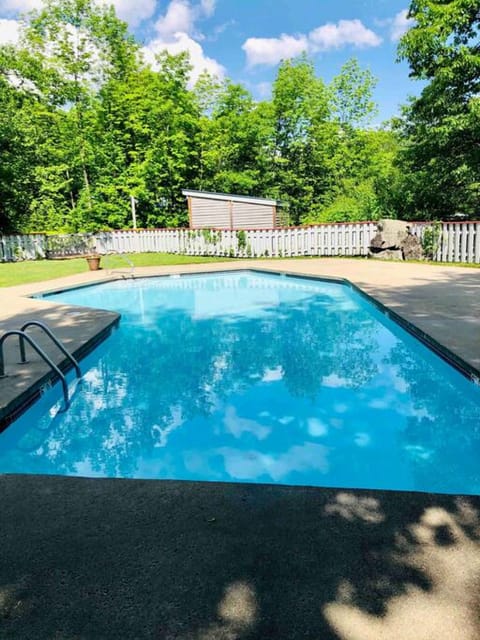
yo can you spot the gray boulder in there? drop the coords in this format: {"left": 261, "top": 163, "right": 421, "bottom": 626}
{"left": 377, "top": 219, "right": 410, "bottom": 249}
{"left": 402, "top": 233, "right": 424, "bottom": 261}
{"left": 369, "top": 219, "right": 423, "bottom": 261}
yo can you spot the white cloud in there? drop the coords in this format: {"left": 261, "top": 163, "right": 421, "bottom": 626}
{"left": 389, "top": 9, "right": 413, "bottom": 41}
{"left": 0, "top": 0, "right": 41, "bottom": 14}
{"left": 307, "top": 418, "right": 328, "bottom": 437}
{"left": 154, "top": 0, "right": 216, "bottom": 40}
{"left": 217, "top": 442, "right": 330, "bottom": 481}
{"left": 242, "top": 33, "right": 308, "bottom": 67}
{"left": 143, "top": 0, "right": 224, "bottom": 86}
{"left": 151, "top": 406, "right": 184, "bottom": 448}
{"left": 142, "top": 31, "right": 225, "bottom": 85}
{"left": 107, "top": 0, "right": 156, "bottom": 28}
{"left": 223, "top": 406, "right": 271, "bottom": 441}
{"left": 243, "top": 19, "right": 382, "bottom": 67}
{"left": 155, "top": 0, "right": 196, "bottom": 40}
{"left": 255, "top": 81, "right": 272, "bottom": 98}
{"left": 0, "top": 17, "right": 20, "bottom": 44}
{"left": 206, "top": 18, "right": 236, "bottom": 42}
{"left": 262, "top": 366, "right": 282, "bottom": 382}
{"left": 200, "top": 0, "right": 215, "bottom": 18}
{"left": 309, "top": 19, "right": 382, "bottom": 51}
{"left": 322, "top": 373, "right": 349, "bottom": 388}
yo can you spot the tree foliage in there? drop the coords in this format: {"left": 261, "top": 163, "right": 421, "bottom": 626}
{"left": 0, "top": 0, "right": 476, "bottom": 232}
{"left": 330, "top": 58, "right": 378, "bottom": 127}
{"left": 396, "top": 0, "right": 480, "bottom": 219}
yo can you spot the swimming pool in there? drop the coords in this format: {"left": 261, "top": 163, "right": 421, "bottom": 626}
{"left": 1, "top": 270, "right": 479, "bottom": 494}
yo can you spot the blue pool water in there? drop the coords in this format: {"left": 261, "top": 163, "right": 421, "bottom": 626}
{"left": 1, "top": 270, "right": 479, "bottom": 494}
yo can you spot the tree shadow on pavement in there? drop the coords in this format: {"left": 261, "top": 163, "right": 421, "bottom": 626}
{"left": 0, "top": 476, "right": 478, "bottom": 640}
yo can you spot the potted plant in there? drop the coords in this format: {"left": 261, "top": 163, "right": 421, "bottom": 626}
{"left": 85, "top": 238, "right": 102, "bottom": 271}
{"left": 86, "top": 254, "right": 101, "bottom": 270}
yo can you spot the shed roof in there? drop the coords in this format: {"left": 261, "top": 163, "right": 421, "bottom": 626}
{"left": 182, "top": 190, "right": 278, "bottom": 207}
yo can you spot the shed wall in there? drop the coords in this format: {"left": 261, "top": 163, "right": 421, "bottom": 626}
{"left": 190, "top": 197, "right": 231, "bottom": 228}
{"left": 232, "top": 202, "right": 274, "bottom": 229}
{"left": 190, "top": 197, "right": 276, "bottom": 229}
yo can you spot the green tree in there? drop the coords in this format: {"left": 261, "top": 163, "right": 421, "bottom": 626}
{"left": 194, "top": 77, "right": 275, "bottom": 197}
{"left": 0, "top": 2, "right": 402, "bottom": 233}
{"left": 272, "top": 55, "right": 332, "bottom": 223}
{"left": 303, "top": 60, "right": 394, "bottom": 224}
{"left": 396, "top": 0, "right": 480, "bottom": 218}
{"left": 330, "top": 58, "right": 378, "bottom": 127}
{"left": 0, "top": 51, "right": 37, "bottom": 232}
{"left": 1, "top": 0, "right": 140, "bottom": 231}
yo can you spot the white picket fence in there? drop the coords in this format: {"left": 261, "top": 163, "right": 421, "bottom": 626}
{"left": 93, "top": 224, "right": 379, "bottom": 258}
{"left": 0, "top": 234, "right": 47, "bottom": 261}
{"left": 1, "top": 221, "right": 480, "bottom": 263}
{"left": 430, "top": 222, "right": 480, "bottom": 263}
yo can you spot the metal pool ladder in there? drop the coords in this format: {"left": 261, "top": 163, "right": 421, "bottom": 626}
{"left": 0, "top": 320, "right": 82, "bottom": 411}
{"left": 103, "top": 251, "right": 135, "bottom": 277}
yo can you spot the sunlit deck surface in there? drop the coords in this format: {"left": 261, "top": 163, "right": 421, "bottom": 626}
{"left": 0, "top": 258, "right": 479, "bottom": 639}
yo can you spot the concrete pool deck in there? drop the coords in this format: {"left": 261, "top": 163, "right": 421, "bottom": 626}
{"left": 0, "top": 475, "right": 479, "bottom": 640}
{"left": 0, "top": 258, "right": 479, "bottom": 639}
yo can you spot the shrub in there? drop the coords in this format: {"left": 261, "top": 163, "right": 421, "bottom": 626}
{"left": 421, "top": 221, "right": 442, "bottom": 260}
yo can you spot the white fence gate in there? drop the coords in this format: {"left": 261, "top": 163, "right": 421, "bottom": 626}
{"left": 1, "top": 221, "right": 479, "bottom": 264}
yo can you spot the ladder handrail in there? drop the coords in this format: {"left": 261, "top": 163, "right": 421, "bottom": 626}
{"left": 103, "top": 251, "right": 135, "bottom": 277}
{"left": 19, "top": 320, "right": 81, "bottom": 378}
{"left": 0, "top": 330, "right": 70, "bottom": 411}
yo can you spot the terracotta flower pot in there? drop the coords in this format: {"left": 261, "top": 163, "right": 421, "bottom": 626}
{"left": 86, "top": 255, "right": 101, "bottom": 271}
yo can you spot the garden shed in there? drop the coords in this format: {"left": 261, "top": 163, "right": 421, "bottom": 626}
{"left": 182, "top": 190, "right": 286, "bottom": 229}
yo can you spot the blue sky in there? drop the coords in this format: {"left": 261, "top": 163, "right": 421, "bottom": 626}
{"left": 0, "top": 0, "right": 419, "bottom": 122}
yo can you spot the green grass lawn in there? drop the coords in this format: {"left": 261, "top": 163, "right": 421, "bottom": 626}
{"left": 0, "top": 253, "right": 230, "bottom": 287}
{"left": 2, "top": 252, "right": 479, "bottom": 288}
